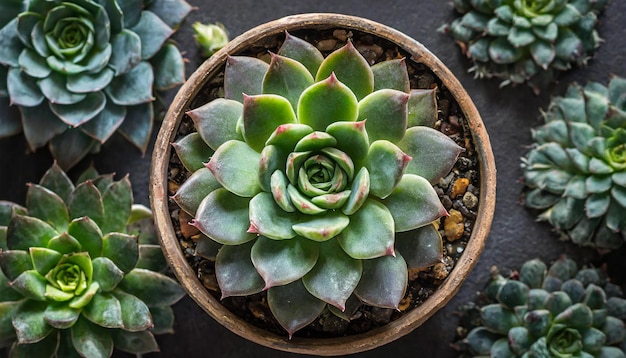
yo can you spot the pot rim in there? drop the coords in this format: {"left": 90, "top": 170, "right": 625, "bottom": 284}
{"left": 150, "top": 12, "right": 496, "bottom": 355}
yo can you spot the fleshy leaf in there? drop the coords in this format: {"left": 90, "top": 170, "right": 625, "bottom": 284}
{"left": 29, "top": 247, "right": 62, "bottom": 276}
{"left": 112, "top": 289, "right": 152, "bottom": 331}
{"left": 101, "top": 177, "right": 132, "bottom": 233}
{"left": 326, "top": 121, "right": 369, "bottom": 165}
{"left": 67, "top": 217, "right": 103, "bottom": 259}
{"left": 173, "top": 167, "right": 221, "bottom": 216}
{"left": 242, "top": 94, "right": 297, "bottom": 152}
{"left": 92, "top": 257, "right": 124, "bottom": 292}
{"left": 172, "top": 133, "right": 213, "bottom": 172}
{"left": 187, "top": 98, "right": 243, "bottom": 151}
{"left": 66, "top": 68, "right": 115, "bottom": 94}
{"left": 372, "top": 58, "right": 410, "bottom": 93}
{"left": 148, "top": 306, "right": 175, "bottom": 334}
{"left": 354, "top": 252, "right": 407, "bottom": 309}
{"left": 339, "top": 199, "right": 394, "bottom": 259}
{"left": 68, "top": 181, "right": 104, "bottom": 226}
{"left": 152, "top": 42, "right": 185, "bottom": 90}
{"left": 0, "top": 19, "right": 23, "bottom": 67}
{"left": 26, "top": 184, "right": 69, "bottom": 232}
{"left": 39, "top": 73, "right": 87, "bottom": 105}
{"left": 13, "top": 300, "right": 52, "bottom": 344}
{"left": 249, "top": 192, "right": 298, "bottom": 240}
{"left": 394, "top": 224, "right": 443, "bottom": 269}
{"left": 118, "top": 103, "right": 154, "bottom": 153}
{"left": 263, "top": 53, "right": 314, "bottom": 109}
{"left": 147, "top": 0, "right": 192, "bottom": 28}
{"left": 267, "top": 279, "right": 326, "bottom": 338}
{"left": 192, "top": 188, "right": 255, "bottom": 245}
{"left": 49, "top": 129, "right": 97, "bottom": 170}
{"left": 383, "top": 174, "right": 447, "bottom": 232}
{"left": 278, "top": 31, "right": 324, "bottom": 77}
{"left": 251, "top": 235, "right": 319, "bottom": 289}
{"left": 265, "top": 123, "right": 314, "bottom": 152}
{"left": 7, "top": 67, "right": 44, "bottom": 107}
{"left": 359, "top": 89, "right": 409, "bottom": 143}
{"left": 259, "top": 145, "right": 287, "bottom": 193}
{"left": 105, "top": 61, "right": 154, "bottom": 105}
{"left": 7, "top": 215, "right": 57, "bottom": 250}
{"left": 108, "top": 29, "right": 142, "bottom": 75}
{"left": 80, "top": 101, "right": 126, "bottom": 143}
{"left": 71, "top": 316, "right": 113, "bottom": 358}
{"left": 18, "top": 47, "right": 51, "bottom": 78}
{"left": 302, "top": 239, "right": 362, "bottom": 311}
{"left": 0, "top": 250, "right": 33, "bottom": 282}
{"left": 43, "top": 303, "right": 79, "bottom": 329}
{"left": 117, "top": 269, "right": 185, "bottom": 307}
{"left": 398, "top": 126, "right": 463, "bottom": 184}
{"left": 82, "top": 292, "right": 121, "bottom": 328}
{"left": 364, "top": 140, "right": 411, "bottom": 199}
{"left": 407, "top": 89, "right": 438, "bottom": 128}
{"left": 8, "top": 330, "right": 58, "bottom": 357}
{"left": 102, "top": 233, "right": 138, "bottom": 273}
{"left": 112, "top": 330, "right": 159, "bottom": 355}
{"left": 19, "top": 104, "right": 67, "bottom": 151}
{"left": 342, "top": 167, "right": 370, "bottom": 215}
{"left": 11, "top": 270, "right": 47, "bottom": 301}
{"left": 47, "top": 232, "right": 81, "bottom": 254}
{"left": 215, "top": 240, "right": 265, "bottom": 298}
{"left": 129, "top": 10, "right": 173, "bottom": 59}
{"left": 316, "top": 40, "right": 374, "bottom": 100}
{"left": 298, "top": 73, "right": 359, "bottom": 131}
{"left": 206, "top": 140, "right": 261, "bottom": 197}
{"left": 291, "top": 212, "right": 350, "bottom": 242}
{"left": 224, "top": 56, "right": 269, "bottom": 103}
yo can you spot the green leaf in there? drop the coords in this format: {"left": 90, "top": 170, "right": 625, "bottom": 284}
{"left": 112, "top": 330, "right": 159, "bottom": 354}
{"left": 586, "top": 193, "right": 610, "bottom": 218}
{"left": 298, "top": 73, "right": 359, "bottom": 131}
{"left": 102, "top": 233, "right": 138, "bottom": 273}
{"left": 407, "top": 89, "right": 438, "bottom": 128}
{"left": 481, "top": 303, "right": 521, "bottom": 334}
{"left": 7, "top": 67, "right": 44, "bottom": 107}
{"left": 68, "top": 181, "right": 104, "bottom": 225}
{"left": 39, "top": 72, "right": 87, "bottom": 106}
{"left": 29, "top": 247, "right": 62, "bottom": 276}
{"left": 173, "top": 168, "right": 221, "bottom": 216}
{"left": 0, "top": 19, "right": 23, "bottom": 67}
{"left": 260, "top": 146, "right": 288, "bottom": 193}
{"left": 92, "top": 257, "right": 123, "bottom": 292}
{"left": 488, "top": 37, "right": 523, "bottom": 64}
{"left": 507, "top": 26, "right": 535, "bottom": 47}
{"left": 555, "top": 28, "right": 583, "bottom": 60}
{"left": 0, "top": 250, "right": 31, "bottom": 281}
{"left": 147, "top": 306, "right": 174, "bottom": 334}
{"left": 26, "top": 184, "right": 69, "bottom": 232}
{"left": 118, "top": 268, "right": 185, "bottom": 306}
{"left": 487, "top": 18, "right": 510, "bottom": 36}
{"left": 302, "top": 239, "right": 361, "bottom": 311}
{"left": 460, "top": 10, "right": 490, "bottom": 31}
{"left": 66, "top": 68, "right": 115, "bottom": 94}
{"left": 129, "top": 10, "right": 173, "bottom": 59}
{"left": 136, "top": 244, "right": 166, "bottom": 272}
{"left": 13, "top": 300, "right": 52, "bottom": 343}
{"left": 383, "top": 174, "right": 447, "bottom": 232}
{"left": 152, "top": 42, "right": 185, "bottom": 90}
{"left": 171, "top": 132, "right": 213, "bottom": 172}
{"left": 18, "top": 47, "right": 51, "bottom": 78}
{"left": 108, "top": 29, "right": 142, "bottom": 76}
{"left": 497, "top": 280, "right": 529, "bottom": 309}
{"left": 519, "top": 259, "right": 547, "bottom": 289}
{"left": 263, "top": 53, "right": 314, "bottom": 109}
{"left": 554, "top": 4, "right": 582, "bottom": 26}
{"left": 398, "top": 126, "right": 463, "bottom": 184}
{"left": 19, "top": 104, "right": 67, "bottom": 151}
{"left": 372, "top": 58, "right": 410, "bottom": 93}
{"left": 266, "top": 123, "right": 314, "bottom": 152}
{"left": 224, "top": 56, "right": 269, "bottom": 103}
{"left": 251, "top": 235, "right": 319, "bottom": 289}
{"left": 292, "top": 212, "right": 350, "bottom": 242}
{"left": 316, "top": 41, "right": 373, "bottom": 100}
{"left": 278, "top": 31, "right": 324, "bottom": 77}
{"left": 242, "top": 94, "right": 297, "bottom": 152}
{"left": 394, "top": 224, "right": 443, "bottom": 269}
{"left": 365, "top": 140, "right": 411, "bottom": 199}
{"left": 105, "top": 61, "right": 154, "bottom": 105}
{"left": 466, "top": 327, "right": 500, "bottom": 355}
{"left": 215, "top": 241, "right": 264, "bottom": 298}
{"left": 354, "top": 252, "right": 407, "bottom": 309}
{"left": 342, "top": 167, "right": 370, "bottom": 215}
{"left": 12, "top": 270, "right": 47, "bottom": 301}
{"left": 111, "top": 289, "right": 152, "bottom": 331}
{"left": 326, "top": 121, "right": 369, "bottom": 165}
{"left": 554, "top": 303, "right": 593, "bottom": 328}
{"left": 207, "top": 140, "right": 261, "bottom": 197}
{"left": 531, "top": 40, "right": 556, "bottom": 70}
{"left": 267, "top": 279, "right": 326, "bottom": 338}
{"left": 146, "top": 0, "right": 192, "bottom": 28}
{"left": 80, "top": 101, "right": 126, "bottom": 143}
{"left": 71, "top": 316, "right": 113, "bottom": 358}
{"left": 82, "top": 291, "right": 123, "bottom": 328}
{"left": 359, "top": 89, "right": 409, "bottom": 143}
{"left": 100, "top": 177, "right": 132, "bottom": 233}
{"left": 8, "top": 329, "right": 58, "bottom": 357}
{"left": 50, "top": 91, "right": 106, "bottom": 127}
{"left": 249, "top": 192, "right": 298, "bottom": 240}
{"left": 193, "top": 188, "right": 255, "bottom": 245}
{"left": 339, "top": 199, "right": 394, "bottom": 259}
{"left": 39, "top": 164, "right": 74, "bottom": 203}
{"left": 0, "top": 98, "right": 21, "bottom": 136}
{"left": 67, "top": 217, "right": 103, "bottom": 259}
{"left": 43, "top": 303, "right": 79, "bottom": 329}
{"left": 7, "top": 215, "right": 57, "bottom": 251}
{"left": 49, "top": 129, "right": 97, "bottom": 170}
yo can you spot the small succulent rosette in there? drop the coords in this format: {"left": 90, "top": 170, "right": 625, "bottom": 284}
{"left": 522, "top": 76, "right": 626, "bottom": 250}
{"left": 0, "top": 0, "right": 192, "bottom": 169}
{"left": 173, "top": 32, "right": 464, "bottom": 336}
{"left": 459, "top": 257, "right": 626, "bottom": 357}
{"left": 192, "top": 22, "right": 229, "bottom": 58}
{"left": 442, "top": 0, "right": 607, "bottom": 92}
{"left": 0, "top": 164, "right": 185, "bottom": 357}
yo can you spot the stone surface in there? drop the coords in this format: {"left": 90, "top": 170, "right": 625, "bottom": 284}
{"left": 1, "top": 0, "right": 626, "bottom": 357}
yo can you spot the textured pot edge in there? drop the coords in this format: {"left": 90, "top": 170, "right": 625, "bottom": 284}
{"left": 150, "top": 13, "right": 496, "bottom": 356}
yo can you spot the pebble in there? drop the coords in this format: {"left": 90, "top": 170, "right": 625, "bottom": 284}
{"left": 317, "top": 39, "right": 337, "bottom": 51}
{"left": 168, "top": 180, "right": 180, "bottom": 195}
{"left": 333, "top": 29, "right": 350, "bottom": 41}
{"left": 463, "top": 191, "right": 479, "bottom": 209}
{"left": 369, "top": 307, "right": 393, "bottom": 324}
{"left": 451, "top": 177, "right": 470, "bottom": 198}
{"left": 398, "top": 293, "right": 412, "bottom": 311}
{"left": 444, "top": 209, "right": 464, "bottom": 241}
{"left": 200, "top": 271, "right": 219, "bottom": 291}
{"left": 439, "top": 172, "right": 455, "bottom": 189}
{"left": 356, "top": 44, "right": 383, "bottom": 64}
{"left": 432, "top": 262, "right": 450, "bottom": 281}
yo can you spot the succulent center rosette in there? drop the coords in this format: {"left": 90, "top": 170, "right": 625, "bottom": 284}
{"left": 0, "top": 0, "right": 191, "bottom": 169}
{"left": 0, "top": 164, "right": 185, "bottom": 357}
{"left": 173, "top": 32, "right": 464, "bottom": 336}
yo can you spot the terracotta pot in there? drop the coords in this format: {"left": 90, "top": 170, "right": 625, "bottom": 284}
{"left": 150, "top": 13, "right": 496, "bottom": 355}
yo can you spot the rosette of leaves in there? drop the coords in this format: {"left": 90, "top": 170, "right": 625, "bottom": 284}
{"left": 0, "top": 0, "right": 192, "bottom": 169}
{"left": 443, "top": 0, "right": 607, "bottom": 92}
{"left": 192, "top": 22, "right": 229, "bottom": 58}
{"left": 0, "top": 163, "right": 185, "bottom": 357}
{"left": 173, "top": 32, "right": 464, "bottom": 336}
{"left": 522, "top": 76, "right": 626, "bottom": 250}
{"left": 462, "top": 257, "right": 626, "bottom": 357}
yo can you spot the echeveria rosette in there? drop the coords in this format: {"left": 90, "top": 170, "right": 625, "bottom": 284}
{"left": 0, "top": 164, "right": 185, "bottom": 357}
{"left": 0, "top": 0, "right": 192, "bottom": 169}
{"left": 522, "top": 76, "right": 626, "bottom": 250}
{"left": 173, "top": 33, "right": 464, "bottom": 337}
{"left": 443, "top": 0, "right": 607, "bottom": 93}
{"left": 461, "top": 257, "right": 626, "bottom": 357}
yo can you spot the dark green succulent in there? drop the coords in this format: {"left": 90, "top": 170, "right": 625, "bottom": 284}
{"left": 463, "top": 257, "right": 626, "bottom": 357}
{"left": 442, "top": 0, "right": 607, "bottom": 92}
{"left": 0, "top": 163, "right": 185, "bottom": 357}
{"left": 0, "top": 0, "right": 192, "bottom": 169}
{"left": 173, "top": 32, "right": 463, "bottom": 336}
{"left": 522, "top": 76, "right": 626, "bottom": 250}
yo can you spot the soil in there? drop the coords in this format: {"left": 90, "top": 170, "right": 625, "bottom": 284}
{"left": 166, "top": 28, "right": 481, "bottom": 338}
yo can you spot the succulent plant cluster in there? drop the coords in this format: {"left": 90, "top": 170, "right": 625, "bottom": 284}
{"left": 192, "top": 22, "right": 229, "bottom": 58}
{"left": 0, "top": 0, "right": 192, "bottom": 169}
{"left": 443, "top": 0, "right": 607, "bottom": 92}
{"left": 173, "top": 32, "right": 464, "bottom": 336}
{"left": 522, "top": 76, "right": 626, "bottom": 250}
{"left": 0, "top": 163, "right": 185, "bottom": 357}
{"left": 462, "top": 257, "right": 626, "bottom": 357}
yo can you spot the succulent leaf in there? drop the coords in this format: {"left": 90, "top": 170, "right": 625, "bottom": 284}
{"left": 278, "top": 31, "right": 324, "bottom": 77}
{"left": 267, "top": 279, "right": 326, "bottom": 338}
{"left": 354, "top": 252, "right": 407, "bottom": 309}
{"left": 187, "top": 98, "right": 244, "bottom": 151}
{"left": 206, "top": 140, "right": 261, "bottom": 197}
{"left": 298, "top": 73, "right": 358, "bottom": 131}
{"left": 224, "top": 56, "right": 269, "bottom": 103}
{"left": 394, "top": 224, "right": 443, "bottom": 269}
{"left": 315, "top": 41, "right": 374, "bottom": 100}
{"left": 358, "top": 89, "right": 409, "bottom": 143}
{"left": 215, "top": 241, "right": 264, "bottom": 298}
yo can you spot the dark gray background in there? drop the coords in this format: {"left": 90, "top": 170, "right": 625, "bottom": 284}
{"left": 1, "top": 0, "right": 625, "bottom": 357}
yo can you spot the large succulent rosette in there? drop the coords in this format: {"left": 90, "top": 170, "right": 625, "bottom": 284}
{"left": 0, "top": 164, "right": 185, "bottom": 357}
{"left": 522, "top": 76, "right": 626, "bottom": 250}
{"left": 461, "top": 257, "right": 626, "bottom": 357}
{"left": 0, "top": 0, "right": 191, "bottom": 169}
{"left": 444, "top": 0, "right": 607, "bottom": 92}
{"left": 173, "top": 33, "right": 464, "bottom": 336}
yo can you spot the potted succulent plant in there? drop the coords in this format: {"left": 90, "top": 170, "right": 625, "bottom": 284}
{"left": 151, "top": 13, "right": 496, "bottom": 354}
